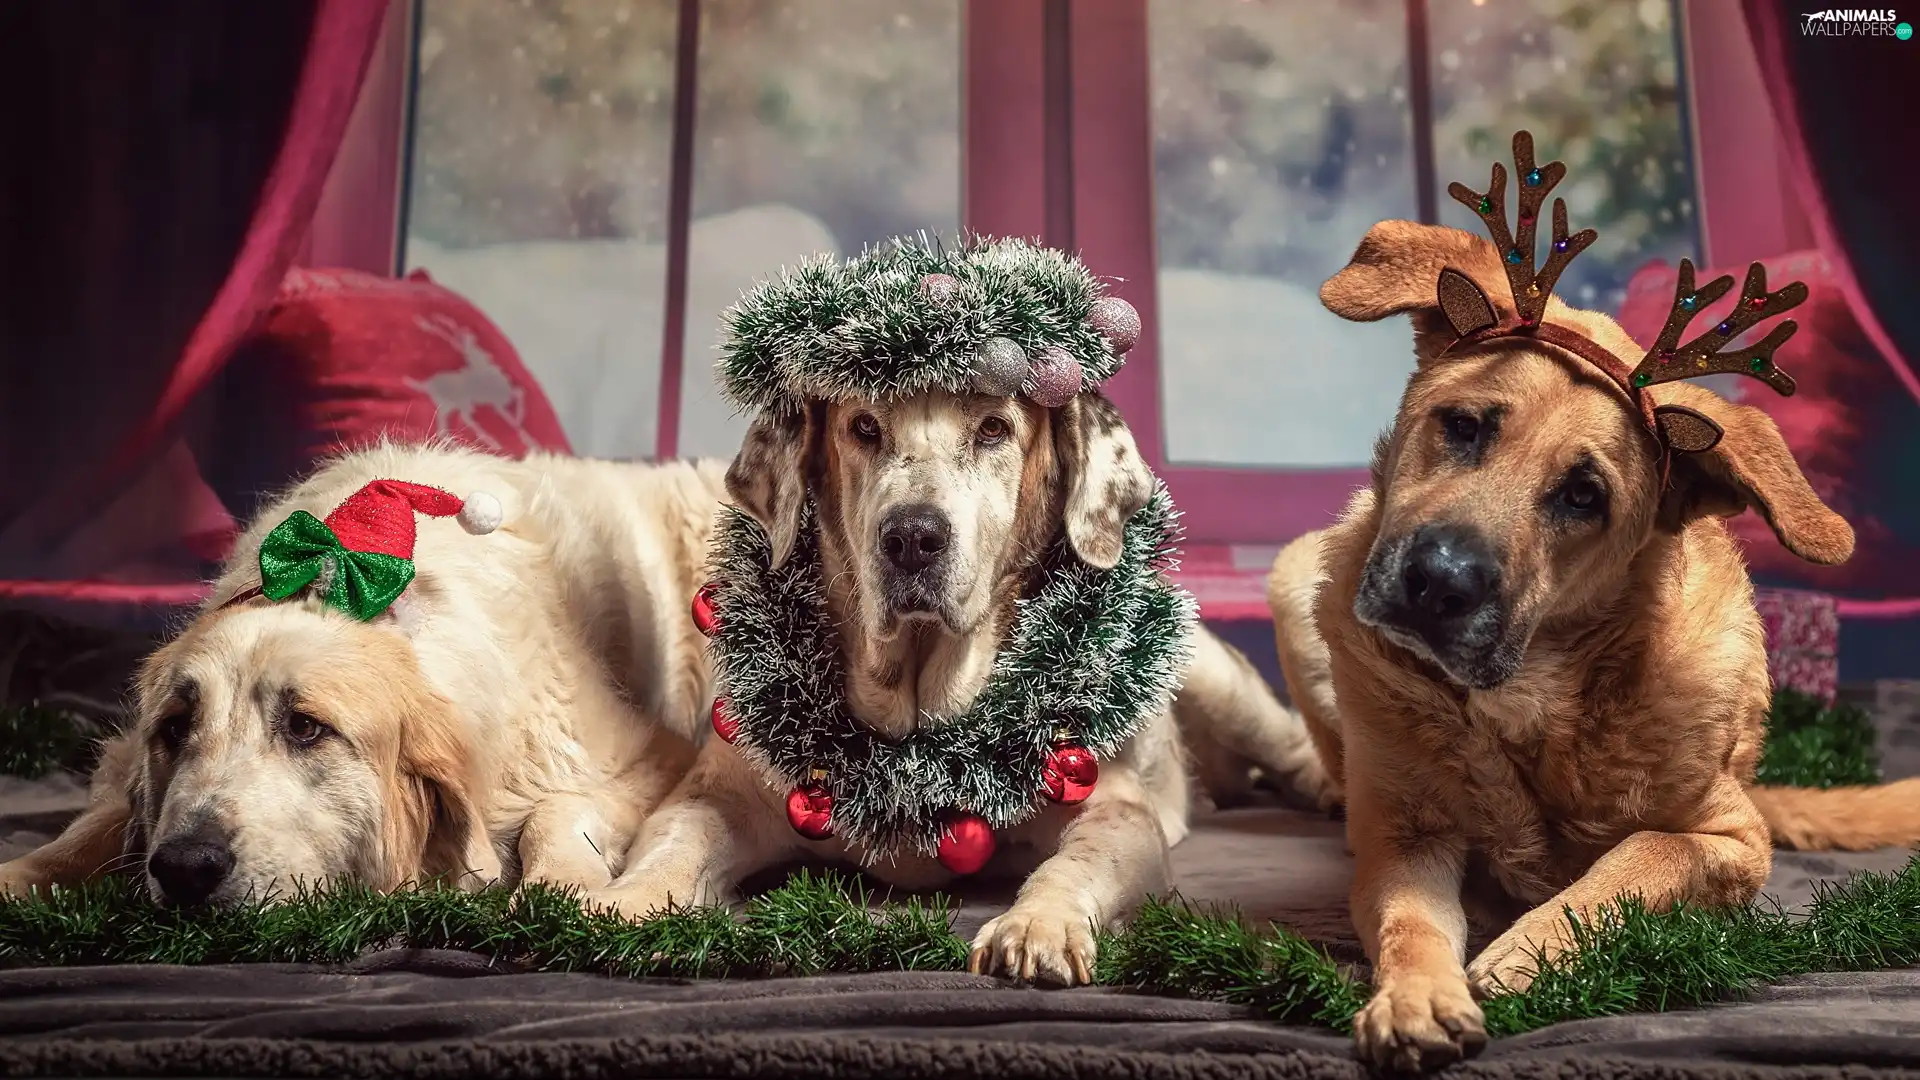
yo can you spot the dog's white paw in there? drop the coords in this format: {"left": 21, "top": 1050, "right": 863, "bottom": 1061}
{"left": 967, "top": 904, "right": 1098, "bottom": 986}
{"left": 582, "top": 880, "right": 690, "bottom": 921}
{"left": 1353, "top": 972, "right": 1487, "bottom": 1074}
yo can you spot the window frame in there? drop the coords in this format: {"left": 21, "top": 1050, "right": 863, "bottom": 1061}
{"left": 329, "top": 0, "right": 1771, "bottom": 551}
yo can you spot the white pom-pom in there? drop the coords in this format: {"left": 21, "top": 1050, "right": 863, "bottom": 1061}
{"left": 457, "top": 491, "right": 503, "bottom": 535}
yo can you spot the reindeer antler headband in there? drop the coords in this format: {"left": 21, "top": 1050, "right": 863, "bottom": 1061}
{"left": 1435, "top": 130, "right": 1808, "bottom": 457}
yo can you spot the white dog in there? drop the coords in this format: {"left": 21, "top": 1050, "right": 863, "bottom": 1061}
{"left": 0, "top": 441, "right": 724, "bottom": 906}
{"left": 591, "top": 390, "right": 1335, "bottom": 984}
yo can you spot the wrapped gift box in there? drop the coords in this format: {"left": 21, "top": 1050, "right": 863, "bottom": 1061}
{"left": 1754, "top": 587, "right": 1840, "bottom": 704}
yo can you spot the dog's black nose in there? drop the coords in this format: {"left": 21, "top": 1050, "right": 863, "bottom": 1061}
{"left": 1399, "top": 524, "right": 1498, "bottom": 622}
{"left": 880, "top": 505, "right": 951, "bottom": 574}
{"left": 147, "top": 830, "right": 235, "bottom": 907}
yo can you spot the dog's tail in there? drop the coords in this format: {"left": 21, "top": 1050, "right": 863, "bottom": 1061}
{"left": 1750, "top": 779, "right": 1920, "bottom": 851}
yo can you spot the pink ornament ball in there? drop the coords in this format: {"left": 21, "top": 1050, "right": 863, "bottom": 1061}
{"left": 1088, "top": 296, "right": 1141, "bottom": 354}
{"left": 918, "top": 272, "right": 961, "bottom": 306}
{"left": 1025, "top": 346, "right": 1084, "bottom": 408}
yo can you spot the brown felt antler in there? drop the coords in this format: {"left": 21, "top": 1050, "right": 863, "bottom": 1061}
{"left": 1431, "top": 129, "right": 1814, "bottom": 463}
{"left": 1442, "top": 130, "right": 1598, "bottom": 331}
{"left": 1626, "top": 259, "right": 1806, "bottom": 397}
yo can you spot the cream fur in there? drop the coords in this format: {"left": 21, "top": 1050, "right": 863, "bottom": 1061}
{"left": 0, "top": 441, "right": 727, "bottom": 904}
{"left": 592, "top": 391, "right": 1335, "bottom": 985}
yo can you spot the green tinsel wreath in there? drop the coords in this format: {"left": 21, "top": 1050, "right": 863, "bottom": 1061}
{"left": 704, "top": 485, "right": 1198, "bottom": 861}
{"left": 717, "top": 233, "right": 1128, "bottom": 412}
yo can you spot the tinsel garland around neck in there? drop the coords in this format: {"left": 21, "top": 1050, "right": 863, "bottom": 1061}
{"left": 702, "top": 486, "right": 1198, "bottom": 861}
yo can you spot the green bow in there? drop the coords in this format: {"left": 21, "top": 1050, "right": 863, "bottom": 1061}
{"left": 258, "top": 511, "right": 415, "bottom": 622}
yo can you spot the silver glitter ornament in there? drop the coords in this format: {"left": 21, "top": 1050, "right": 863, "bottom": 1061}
{"left": 970, "top": 336, "right": 1031, "bottom": 397}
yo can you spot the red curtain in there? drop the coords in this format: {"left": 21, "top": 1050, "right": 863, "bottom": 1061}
{"left": 0, "top": 0, "right": 387, "bottom": 613}
{"left": 1741, "top": 3, "right": 1920, "bottom": 405}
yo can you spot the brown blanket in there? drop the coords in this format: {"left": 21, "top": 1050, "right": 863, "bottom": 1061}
{"left": 2, "top": 955, "right": 1920, "bottom": 1079}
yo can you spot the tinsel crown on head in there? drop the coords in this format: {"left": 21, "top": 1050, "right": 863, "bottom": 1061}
{"left": 1436, "top": 130, "right": 1809, "bottom": 457}
{"left": 716, "top": 234, "right": 1143, "bottom": 413}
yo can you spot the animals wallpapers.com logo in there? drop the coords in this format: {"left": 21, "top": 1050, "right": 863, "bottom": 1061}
{"left": 1800, "top": 8, "right": 1912, "bottom": 36}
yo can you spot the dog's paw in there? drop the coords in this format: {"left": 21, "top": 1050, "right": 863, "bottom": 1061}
{"left": 1352, "top": 973, "right": 1487, "bottom": 1074}
{"left": 519, "top": 868, "right": 615, "bottom": 899}
{"left": 968, "top": 904, "right": 1098, "bottom": 986}
{"left": 0, "top": 863, "right": 49, "bottom": 900}
{"left": 581, "top": 881, "right": 688, "bottom": 922}
{"left": 1466, "top": 921, "right": 1569, "bottom": 997}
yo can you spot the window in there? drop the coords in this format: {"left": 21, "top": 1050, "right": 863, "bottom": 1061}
{"left": 1426, "top": 0, "right": 1697, "bottom": 313}
{"left": 679, "top": 1, "right": 961, "bottom": 460}
{"left": 405, "top": 1, "right": 680, "bottom": 461}
{"left": 1149, "top": 0, "right": 1418, "bottom": 470}
{"left": 1147, "top": 0, "right": 1697, "bottom": 473}
{"left": 393, "top": 0, "right": 1697, "bottom": 552}
{"left": 403, "top": 0, "right": 960, "bottom": 462}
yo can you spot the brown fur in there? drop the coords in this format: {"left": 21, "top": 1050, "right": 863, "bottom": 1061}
{"left": 1274, "top": 219, "right": 1904, "bottom": 1072}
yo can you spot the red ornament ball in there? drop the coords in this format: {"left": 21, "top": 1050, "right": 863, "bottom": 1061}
{"left": 711, "top": 697, "right": 739, "bottom": 744}
{"left": 918, "top": 272, "right": 961, "bottom": 306}
{"left": 1025, "top": 346, "right": 1084, "bottom": 408}
{"left": 786, "top": 783, "right": 835, "bottom": 840}
{"left": 936, "top": 811, "right": 997, "bottom": 876}
{"left": 691, "top": 581, "right": 721, "bottom": 637}
{"left": 1041, "top": 743, "right": 1099, "bottom": 804}
{"left": 1088, "top": 296, "right": 1141, "bottom": 354}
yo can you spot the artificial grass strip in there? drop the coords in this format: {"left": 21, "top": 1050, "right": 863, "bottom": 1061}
{"left": 1754, "top": 688, "right": 1881, "bottom": 788}
{"left": 1481, "top": 855, "right": 1920, "bottom": 1035}
{"left": 0, "top": 703, "right": 99, "bottom": 781}
{"left": 1094, "top": 897, "right": 1369, "bottom": 1031}
{"left": 5, "top": 857, "right": 1920, "bottom": 1038}
{"left": 0, "top": 869, "right": 967, "bottom": 977}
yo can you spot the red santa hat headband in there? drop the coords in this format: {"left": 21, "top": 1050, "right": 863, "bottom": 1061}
{"left": 222, "top": 480, "right": 502, "bottom": 621}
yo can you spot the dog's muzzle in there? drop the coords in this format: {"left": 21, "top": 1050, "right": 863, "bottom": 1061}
{"left": 877, "top": 503, "right": 952, "bottom": 614}
{"left": 1355, "top": 522, "right": 1513, "bottom": 688}
{"left": 146, "top": 820, "right": 237, "bottom": 908}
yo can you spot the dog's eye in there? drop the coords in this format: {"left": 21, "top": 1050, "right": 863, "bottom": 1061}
{"left": 285, "top": 711, "right": 331, "bottom": 748}
{"left": 1561, "top": 479, "right": 1602, "bottom": 511}
{"left": 156, "top": 710, "right": 192, "bottom": 752}
{"left": 850, "top": 414, "right": 881, "bottom": 442}
{"left": 977, "top": 416, "right": 1011, "bottom": 444}
{"left": 1444, "top": 413, "right": 1481, "bottom": 444}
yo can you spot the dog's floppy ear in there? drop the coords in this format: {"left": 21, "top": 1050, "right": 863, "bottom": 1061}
{"left": 1055, "top": 392, "right": 1154, "bottom": 570}
{"left": 104, "top": 733, "right": 150, "bottom": 868}
{"left": 387, "top": 686, "right": 485, "bottom": 889}
{"left": 726, "top": 402, "right": 821, "bottom": 569}
{"left": 1320, "top": 220, "right": 1513, "bottom": 365}
{"left": 1656, "top": 388, "right": 1854, "bottom": 565}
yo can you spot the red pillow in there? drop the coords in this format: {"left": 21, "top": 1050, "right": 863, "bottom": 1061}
{"left": 269, "top": 266, "right": 571, "bottom": 456}
{"left": 1616, "top": 251, "right": 1912, "bottom": 597}
{"left": 209, "top": 267, "right": 572, "bottom": 520}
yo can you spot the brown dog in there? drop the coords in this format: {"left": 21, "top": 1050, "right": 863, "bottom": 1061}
{"left": 1267, "top": 218, "right": 1920, "bottom": 1072}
